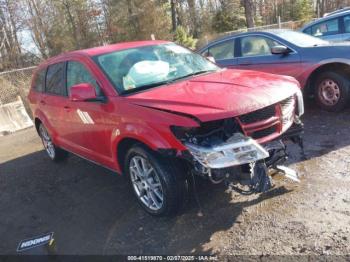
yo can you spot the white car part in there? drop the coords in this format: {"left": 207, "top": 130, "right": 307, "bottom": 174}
{"left": 185, "top": 133, "right": 269, "bottom": 169}
{"left": 295, "top": 88, "right": 304, "bottom": 116}
{"left": 276, "top": 165, "right": 300, "bottom": 182}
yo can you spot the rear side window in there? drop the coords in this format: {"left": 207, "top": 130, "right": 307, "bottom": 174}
{"left": 311, "top": 18, "right": 340, "bottom": 36}
{"left": 33, "top": 69, "right": 46, "bottom": 92}
{"left": 46, "top": 63, "right": 66, "bottom": 96}
{"left": 208, "top": 40, "right": 234, "bottom": 60}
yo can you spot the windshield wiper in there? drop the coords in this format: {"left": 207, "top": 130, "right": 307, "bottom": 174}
{"left": 121, "top": 80, "right": 172, "bottom": 95}
{"left": 169, "top": 70, "right": 217, "bottom": 82}
{"left": 121, "top": 70, "right": 216, "bottom": 95}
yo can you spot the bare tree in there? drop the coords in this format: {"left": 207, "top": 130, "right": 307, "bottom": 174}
{"left": 242, "top": 0, "right": 255, "bottom": 28}
{"left": 0, "top": 0, "right": 23, "bottom": 69}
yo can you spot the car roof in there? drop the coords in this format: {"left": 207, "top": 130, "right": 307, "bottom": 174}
{"left": 301, "top": 10, "right": 350, "bottom": 30}
{"left": 324, "top": 7, "right": 350, "bottom": 17}
{"left": 40, "top": 40, "right": 171, "bottom": 66}
{"left": 199, "top": 29, "right": 290, "bottom": 50}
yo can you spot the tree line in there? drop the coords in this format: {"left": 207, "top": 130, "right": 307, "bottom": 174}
{"left": 0, "top": 0, "right": 349, "bottom": 71}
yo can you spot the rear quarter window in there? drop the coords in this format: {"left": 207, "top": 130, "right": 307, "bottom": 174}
{"left": 46, "top": 63, "right": 66, "bottom": 96}
{"left": 32, "top": 69, "right": 46, "bottom": 92}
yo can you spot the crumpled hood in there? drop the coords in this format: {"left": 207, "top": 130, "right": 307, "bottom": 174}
{"left": 127, "top": 69, "right": 300, "bottom": 122}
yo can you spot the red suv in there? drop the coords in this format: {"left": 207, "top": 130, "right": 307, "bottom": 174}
{"left": 28, "top": 41, "right": 304, "bottom": 216}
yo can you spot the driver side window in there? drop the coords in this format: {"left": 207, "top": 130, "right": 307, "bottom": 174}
{"left": 240, "top": 36, "right": 279, "bottom": 57}
{"left": 66, "top": 61, "right": 102, "bottom": 96}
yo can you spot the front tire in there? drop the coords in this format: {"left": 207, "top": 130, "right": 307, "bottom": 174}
{"left": 38, "top": 123, "right": 68, "bottom": 162}
{"left": 314, "top": 71, "right": 350, "bottom": 112}
{"left": 125, "top": 145, "right": 188, "bottom": 217}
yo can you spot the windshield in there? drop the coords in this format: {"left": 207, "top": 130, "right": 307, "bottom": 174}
{"left": 273, "top": 30, "right": 329, "bottom": 47}
{"left": 94, "top": 43, "right": 219, "bottom": 94}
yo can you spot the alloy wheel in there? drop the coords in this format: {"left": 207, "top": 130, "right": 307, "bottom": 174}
{"left": 39, "top": 125, "right": 55, "bottom": 159}
{"left": 129, "top": 156, "right": 164, "bottom": 211}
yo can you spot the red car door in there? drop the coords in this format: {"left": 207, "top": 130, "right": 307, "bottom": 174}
{"left": 63, "top": 60, "right": 114, "bottom": 168}
{"left": 43, "top": 62, "right": 70, "bottom": 143}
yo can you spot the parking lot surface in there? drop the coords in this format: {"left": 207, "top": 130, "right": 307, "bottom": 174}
{"left": 0, "top": 103, "right": 350, "bottom": 255}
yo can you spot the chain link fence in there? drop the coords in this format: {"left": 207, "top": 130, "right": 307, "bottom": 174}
{"left": 0, "top": 66, "right": 36, "bottom": 104}
{"left": 0, "top": 66, "right": 36, "bottom": 118}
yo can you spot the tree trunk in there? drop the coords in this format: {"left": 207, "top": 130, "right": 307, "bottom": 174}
{"left": 26, "top": 0, "right": 49, "bottom": 58}
{"left": 242, "top": 0, "right": 255, "bottom": 28}
{"left": 187, "top": 0, "right": 198, "bottom": 37}
{"left": 170, "top": 0, "right": 177, "bottom": 31}
{"left": 62, "top": 0, "right": 79, "bottom": 49}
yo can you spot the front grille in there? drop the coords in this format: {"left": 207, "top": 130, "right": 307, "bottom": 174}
{"left": 239, "top": 105, "right": 276, "bottom": 124}
{"left": 251, "top": 125, "right": 277, "bottom": 139}
{"left": 238, "top": 96, "right": 295, "bottom": 142}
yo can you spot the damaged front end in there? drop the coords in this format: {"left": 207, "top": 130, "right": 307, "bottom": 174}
{"left": 172, "top": 93, "right": 304, "bottom": 194}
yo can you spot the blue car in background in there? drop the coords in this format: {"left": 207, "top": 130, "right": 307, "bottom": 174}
{"left": 199, "top": 30, "right": 350, "bottom": 112}
{"left": 301, "top": 8, "right": 350, "bottom": 42}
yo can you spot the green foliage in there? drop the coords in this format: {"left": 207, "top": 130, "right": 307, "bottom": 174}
{"left": 294, "top": 0, "right": 313, "bottom": 22}
{"left": 105, "top": 0, "right": 171, "bottom": 43}
{"left": 212, "top": 9, "right": 246, "bottom": 33}
{"left": 173, "top": 26, "right": 197, "bottom": 49}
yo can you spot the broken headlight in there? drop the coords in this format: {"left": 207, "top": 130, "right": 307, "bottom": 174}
{"left": 184, "top": 133, "right": 269, "bottom": 169}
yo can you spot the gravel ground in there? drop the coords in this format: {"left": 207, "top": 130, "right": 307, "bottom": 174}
{"left": 0, "top": 103, "right": 349, "bottom": 256}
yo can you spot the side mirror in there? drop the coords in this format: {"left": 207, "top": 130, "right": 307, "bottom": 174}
{"left": 206, "top": 56, "right": 216, "bottom": 63}
{"left": 69, "top": 83, "right": 98, "bottom": 102}
{"left": 271, "top": 45, "right": 290, "bottom": 55}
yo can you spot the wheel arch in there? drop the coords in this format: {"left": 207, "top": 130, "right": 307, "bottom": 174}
{"left": 34, "top": 117, "right": 42, "bottom": 135}
{"left": 306, "top": 62, "right": 350, "bottom": 94}
{"left": 115, "top": 135, "right": 179, "bottom": 175}
{"left": 116, "top": 137, "right": 145, "bottom": 175}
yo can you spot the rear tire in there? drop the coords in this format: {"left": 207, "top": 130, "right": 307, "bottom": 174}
{"left": 314, "top": 71, "right": 350, "bottom": 112}
{"left": 38, "top": 123, "right": 68, "bottom": 162}
{"left": 125, "top": 145, "right": 188, "bottom": 217}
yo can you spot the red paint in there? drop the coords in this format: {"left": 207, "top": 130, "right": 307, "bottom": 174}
{"left": 28, "top": 41, "right": 301, "bottom": 174}
{"left": 69, "top": 83, "right": 97, "bottom": 101}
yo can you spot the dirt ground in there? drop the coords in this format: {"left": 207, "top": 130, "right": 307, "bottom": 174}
{"left": 0, "top": 102, "right": 350, "bottom": 256}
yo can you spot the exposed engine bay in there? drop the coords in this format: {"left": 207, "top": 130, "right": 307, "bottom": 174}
{"left": 173, "top": 116, "right": 304, "bottom": 194}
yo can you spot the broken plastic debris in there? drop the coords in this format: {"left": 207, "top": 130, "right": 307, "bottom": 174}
{"left": 276, "top": 165, "right": 300, "bottom": 182}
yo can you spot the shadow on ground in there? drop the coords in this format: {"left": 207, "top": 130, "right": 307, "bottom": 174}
{"left": 0, "top": 149, "right": 291, "bottom": 255}
{"left": 285, "top": 101, "right": 350, "bottom": 164}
